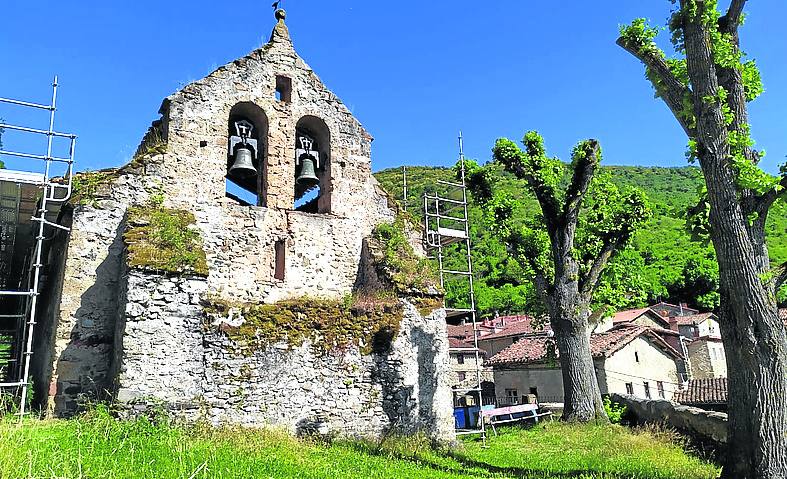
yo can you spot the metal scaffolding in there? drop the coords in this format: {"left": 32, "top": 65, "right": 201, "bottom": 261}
{"left": 0, "top": 77, "right": 76, "bottom": 417}
{"left": 422, "top": 133, "right": 486, "bottom": 443}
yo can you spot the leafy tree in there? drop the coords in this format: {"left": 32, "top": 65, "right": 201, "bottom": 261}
{"left": 619, "top": 2, "right": 787, "bottom": 477}
{"left": 465, "top": 132, "right": 650, "bottom": 421}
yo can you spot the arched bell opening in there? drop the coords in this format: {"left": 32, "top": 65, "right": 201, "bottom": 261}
{"left": 226, "top": 102, "right": 268, "bottom": 206}
{"left": 294, "top": 115, "right": 330, "bottom": 213}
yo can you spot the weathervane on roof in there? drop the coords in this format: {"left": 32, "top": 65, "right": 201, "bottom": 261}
{"left": 272, "top": 1, "right": 286, "bottom": 22}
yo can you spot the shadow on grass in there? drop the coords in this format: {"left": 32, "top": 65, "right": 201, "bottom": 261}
{"left": 343, "top": 439, "right": 639, "bottom": 479}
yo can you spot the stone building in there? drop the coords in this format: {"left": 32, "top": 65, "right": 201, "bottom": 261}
{"left": 25, "top": 11, "right": 453, "bottom": 441}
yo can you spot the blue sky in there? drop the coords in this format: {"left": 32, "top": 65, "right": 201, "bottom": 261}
{"left": 1, "top": 1, "right": 785, "bottom": 176}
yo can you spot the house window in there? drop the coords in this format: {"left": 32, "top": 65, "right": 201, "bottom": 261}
{"left": 457, "top": 354, "right": 465, "bottom": 365}
{"left": 643, "top": 382, "right": 651, "bottom": 399}
{"left": 275, "top": 75, "right": 292, "bottom": 103}
{"left": 625, "top": 383, "right": 634, "bottom": 395}
{"left": 657, "top": 381, "right": 665, "bottom": 398}
{"left": 529, "top": 387, "right": 538, "bottom": 397}
{"left": 274, "top": 240, "right": 286, "bottom": 280}
{"left": 505, "top": 389, "right": 518, "bottom": 404}
{"left": 457, "top": 372, "right": 466, "bottom": 382}
{"left": 635, "top": 351, "right": 640, "bottom": 362}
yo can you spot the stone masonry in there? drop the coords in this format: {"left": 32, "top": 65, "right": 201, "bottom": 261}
{"left": 31, "top": 10, "right": 455, "bottom": 441}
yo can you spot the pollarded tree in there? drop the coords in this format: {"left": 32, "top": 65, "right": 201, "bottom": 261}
{"left": 465, "top": 132, "right": 650, "bottom": 421}
{"left": 618, "top": 2, "right": 787, "bottom": 477}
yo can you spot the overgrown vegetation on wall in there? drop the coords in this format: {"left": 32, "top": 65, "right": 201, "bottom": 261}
{"left": 205, "top": 295, "right": 403, "bottom": 355}
{"left": 124, "top": 121, "right": 167, "bottom": 172}
{"left": 124, "top": 205, "right": 208, "bottom": 276}
{"left": 369, "top": 214, "right": 441, "bottom": 296}
{"left": 70, "top": 169, "right": 119, "bottom": 206}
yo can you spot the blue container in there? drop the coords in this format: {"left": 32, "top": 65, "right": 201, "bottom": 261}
{"left": 454, "top": 407, "right": 467, "bottom": 429}
{"left": 467, "top": 406, "right": 481, "bottom": 428}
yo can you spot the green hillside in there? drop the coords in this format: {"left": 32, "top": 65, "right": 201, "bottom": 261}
{"left": 375, "top": 165, "right": 787, "bottom": 316}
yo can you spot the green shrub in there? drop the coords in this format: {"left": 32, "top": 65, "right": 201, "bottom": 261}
{"left": 604, "top": 396, "right": 627, "bottom": 424}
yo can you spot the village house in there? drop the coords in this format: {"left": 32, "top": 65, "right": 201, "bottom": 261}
{"left": 475, "top": 315, "right": 550, "bottom": 358}
{"left": 611, "top": 304, "right": 724, "bottom": 380}
{"left": 486, "top": 323, "right": 684, "bottom": 403}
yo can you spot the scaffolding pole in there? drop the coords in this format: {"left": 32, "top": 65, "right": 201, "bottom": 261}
{"left": 423, "top": 132, "right": 486, "bottom": 445}
{"left": 0, "top": 77, "right": 76, "bottom": 418}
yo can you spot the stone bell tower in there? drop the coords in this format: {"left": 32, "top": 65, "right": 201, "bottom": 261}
{"left": 34, "top": 9, "right": 454, "bottom": 441}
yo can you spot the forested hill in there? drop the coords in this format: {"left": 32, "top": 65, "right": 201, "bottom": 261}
{"left": 374, "top": 165, "right": 787, "bottom": 316}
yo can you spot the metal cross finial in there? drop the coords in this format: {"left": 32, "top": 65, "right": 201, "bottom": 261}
{"left": 272, "top": 1, "right": 282, "bottom": 10}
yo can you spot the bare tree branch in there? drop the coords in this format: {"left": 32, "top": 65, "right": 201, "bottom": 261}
{"left": 616, "top": 37, "right": 695, "bottom": 137}
{"left": 751, "top": 175, "right": 787, "bottom": 217}
{"left": 720, "top": 0, "right": 747, "bottom": 35}
{"left": 776, "top": 263, "right": 787, "bottom": 292}
{"left": 563, "top": 140, "right": 600, "bottom": 228}
{"left": 579, "top": 238, "right": 623, "bottom": 299}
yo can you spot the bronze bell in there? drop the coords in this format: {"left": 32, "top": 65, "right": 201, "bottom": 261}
{"left": 296, "top": 156, "right": 319, "bottom": 187}
{"left": 230, "top": 145, "right": 257, "bottom": 177}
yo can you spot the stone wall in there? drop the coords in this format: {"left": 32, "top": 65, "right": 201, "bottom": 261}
{"left": 36, "top": 11, "right": 446, "bottom": 444}
{"left": 611, "top": 393, "right": 728, "bottom": 448}
{"left": 687, "top": 338, "right": 727, "bottom": 379}
{"left": 113, "top": 269, "right": 454, "bottom": 441}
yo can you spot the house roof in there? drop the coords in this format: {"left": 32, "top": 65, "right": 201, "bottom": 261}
{"left": 483, "top": 314, "right": 533, "bottom": 328}
{"left": 448, "top": 337, "right": 486, "bottom": 355}
{"left": 447, "top": 323, "right": 493, "bottom": 340}
{"left": 671, "top": 312, "right": 715, "bottom": 326}
{"left": 486, "top": 324, "right": 681, "bottom": 367}
{"left": 612, "top": 308, "right": 670, "bottom": 328}
{"left": 479, "top": 316, "right": 551, "bottom": 340}
{"left": 650, "top": 302, "right": 700, "bottom": 317}
{"left": 673, "top": 378, "right": 728, "bottom": 405}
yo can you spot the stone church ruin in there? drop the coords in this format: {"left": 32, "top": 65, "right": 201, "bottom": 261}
{"left": 0, "top": 10, "right": 454, "bottom": 441}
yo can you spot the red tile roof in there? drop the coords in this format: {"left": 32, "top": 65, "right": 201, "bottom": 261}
{"left": 483, "top": 314, "right": 533, "bottom": 328}
{"left": 448, "top": 337, "right": 486, "bottom": 355}
{"left": 447, "top": 323, "right": 493, "bottom": 340}
{"left": 671, "top": 312, "right": 715, "bottom": 326}
{"left": 479, "top": 316, "right": 550, "bottom": 340}
{"left": 612, "top": 308, "right": 670, "bottom": 328}
{"left": 673, "top": 378, "right": 727, "bottom": 405}
{"left": 486, "top": 324, "right": 681, "bottom": 367}
{"left": 650, "top": 302, "right": 700, "bottom": 317}
{"left": 612, "top": 307, "right": 651, "bottom": 323}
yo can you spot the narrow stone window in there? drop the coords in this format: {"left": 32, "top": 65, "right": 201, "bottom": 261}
{"left": 643, "top": 381, "right": 651, "bottom": 399}
{"left": 457, "top": 353, "right": 464, "bottom": 365}
{"left": 274, "top": 240, "right": 286, "bottom": 280}
{"left": 657, "top": 381, "right": 665, "bottom": 398}
{"left": 457, "top": 372, "right": 466, "bottom": 382}
{"left": 634, "top": 351, "right": 640, "bottom": 362}
{"left": 625, "top": 382, "right": 634, "bottom": 395}
{"left": 275, "top": 75, "right": 291, "bottom": 103}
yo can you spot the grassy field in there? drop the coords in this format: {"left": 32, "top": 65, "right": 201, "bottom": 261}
{"left": 0, "top": 409, "right": 719, "bottom": 479}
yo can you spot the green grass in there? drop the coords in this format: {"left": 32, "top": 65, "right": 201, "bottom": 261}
{"left": 0, "top": 409, "right": 719, "bottom": 479}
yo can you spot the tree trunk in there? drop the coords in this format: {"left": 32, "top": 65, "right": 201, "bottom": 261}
{"left": 680, "top": 6, "right": 787, "bottom": 475}
{"left": 700, "top": 148, "right": 787, "bottom": 479}
{"left": 549, "top": 262, "right": 607, "bottom": 422}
